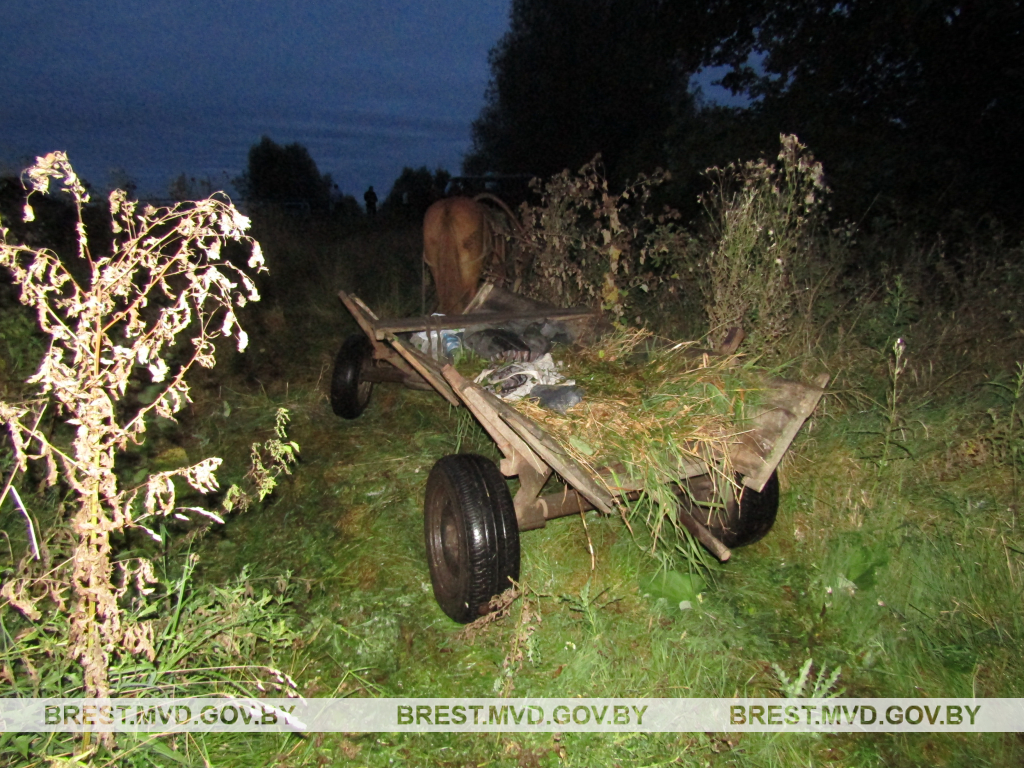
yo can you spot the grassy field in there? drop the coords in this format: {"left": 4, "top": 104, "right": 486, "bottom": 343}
{"left": 3, "top": 211, "right": 1024, "bottom": 767}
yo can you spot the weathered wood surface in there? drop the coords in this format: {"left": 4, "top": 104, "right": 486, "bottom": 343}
{"left": 339, "top": 289, "right": 827, "bottom": 559}
{"left": 443, "top": 365, "right": 734, "bottom": 561}
{"left": 733, "top": 373, "right": 830, "bottom": 491}
{"left": 372, "top": 307, "right": 597, "bottom": 338}
{"left": 385, "top": 333, "right": 461, "bottom": 407}
{"left": 338, "top": 290, "right": 425, "bottom": 385}
{"left": 443, "top": 365, "right": 617, "bottom": 517}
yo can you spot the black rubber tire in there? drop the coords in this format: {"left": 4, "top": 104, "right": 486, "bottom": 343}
{"left": 677, "top": 471, "right": 780, "bottom": 549}
{"left": 330, "top": 334, "right": 374, "bottom": 419}
{"left": 424, "top": 454, "right": 520, "bottom": 623}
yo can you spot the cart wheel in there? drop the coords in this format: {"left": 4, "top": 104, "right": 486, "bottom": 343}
{"left": 677, "top": 471, "right": 779, "bottom": 548}
{"left": 330, "top": 334, "right": 374, "bottom": 419}
{"left": 424, "top": 454, "right": 520, "bottom": 623}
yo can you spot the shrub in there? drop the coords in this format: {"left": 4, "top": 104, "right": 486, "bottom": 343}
{"left": 0, "top": 153, "right": 296, "bottom": 744}
{"left": 695, "top": 134, "right": 832, "bottom": 354}
{"left": 511, "top": 157, "right": 691, "bottom": 324}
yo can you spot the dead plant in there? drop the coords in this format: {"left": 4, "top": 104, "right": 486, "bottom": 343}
{"left": 0, "top": 152, "right": 274, "bottom": 724}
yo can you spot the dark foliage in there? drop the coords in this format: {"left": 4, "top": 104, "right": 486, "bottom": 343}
{"left": 382, "top": 166, "right": 450, "bottom": 221}
{"left": 471, "top": 0, "right": 1024, "bottom": 228}
{"left": 465, "top": 0, "right": 699, "bottom": 187}
{"left": 708, "top": 0, "right": 1024, "bottom": 224}
{"left": 235, "top": 136, "right": 333, "bottom": 212}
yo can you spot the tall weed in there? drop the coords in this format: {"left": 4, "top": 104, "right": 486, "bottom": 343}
{"left": 513, "top": 157, "right": 691, "bottom": 324}
{"left": 0, "top": 153, "right": 297, "bottom": 748}
{"left": 695, "top": 134, "right": 833, "bottom": 354}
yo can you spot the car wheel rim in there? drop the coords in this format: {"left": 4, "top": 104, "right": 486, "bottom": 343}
{"left": 357, "top": 379, "right": 372, "bottom": 405}
{"left": 441, "top": 503, "right": 461, "bottom": 577}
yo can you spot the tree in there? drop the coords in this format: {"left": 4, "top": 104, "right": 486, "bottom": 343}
{"left": 465, "top": 0, "right": 700, "bottom": 187}
{"left": 705, "top": 0, "right": 1024, "bottom": 222}
{"left": 382, "top": 166, "right": 450, "bottom": 221}
{"left": 168, "top": 173, "right": 215, "bottom": 202}
{"left": 236, "top": 136, "right": 333, "bottom": 211}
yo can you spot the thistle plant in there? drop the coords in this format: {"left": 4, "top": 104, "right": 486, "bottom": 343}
{"left": 0, "top": 152, "right": 267, "bottom": 706}
{"left": 771, "top": 657, "right": 844, "bottom": 699}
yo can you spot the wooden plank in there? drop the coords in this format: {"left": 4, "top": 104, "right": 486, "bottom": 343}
{"left": 740, "top": 373, "right": 829, "bottom": 491}
{"left": 385, "top": 333, "right": 461, "bottom": 407}
{"left": 447, "top": 364, "right": 732, "bottom": 558}
{"left": 461, "top": 282, "right": 496, "bottom": 314}
{"left": 538, "top": 488, "right": 597, "bottom": 520}
{"left": 338, "top": 289, "right": 379, "bottom": 322}
{"left": 460, "top": 382, "right": 619, "bottom": 516}
{"left": 337, "top": 290, "right": 421, "bottom": 380}
{"left": 446, "top": 370, "right": 549, "bottom": 478}
{"left": 677, "top": 506, "right": 732, "bottom": 562}
{"left": 511, "top": 462, "right": 552, "bottom": 531}
{"left": 444, "top": 366, "right": 554, "bottom": 531}
{"left": 372, "top": 307, "right": 597, "bottom": 338}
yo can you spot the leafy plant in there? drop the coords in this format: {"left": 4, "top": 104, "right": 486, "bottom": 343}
{"left": 0, "top": 152, "right": 282, "bottom": 737}
{"left": 512, "top": 156, "right": 690, "bottom": 323}
{"left": 559, "top": 579, "right": 618, "bottom": 634}
{"left": 0, "top": 553, "right": 301, "bottom": 764}
{"left": 695, "top": 134, "right": 831, "bottom": 353}
{"left": 640, "top": 568, "right": 706, "bottom": 610}
{"left": 771, "top": 658, "right": 844, "bottom": 699}
{"left": 491, "top": 586, "right": 541, "bottom": 698}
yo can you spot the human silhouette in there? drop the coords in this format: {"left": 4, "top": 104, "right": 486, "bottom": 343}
{"left": 364, "top": 186, "right": 378, "bottom": 217}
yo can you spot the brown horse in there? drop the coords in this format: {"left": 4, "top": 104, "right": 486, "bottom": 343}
{"left": 422, "top": 194, "right": 521, "bottom": 314}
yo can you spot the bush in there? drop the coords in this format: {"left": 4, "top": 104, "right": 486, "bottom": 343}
{"left": 695, "top": 134, "right": 834, "bottom": 354}
{"left": 512, "top": 156, "right": 690, "bottom": 324}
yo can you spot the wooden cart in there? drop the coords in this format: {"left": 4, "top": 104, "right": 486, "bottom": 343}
{"left": 334, "top": 289, "right": 828, "bottom": 623}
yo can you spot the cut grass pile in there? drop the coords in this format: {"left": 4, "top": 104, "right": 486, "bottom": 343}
{"left": 499, "top": 328, "right": 786, "bottom": 562}
{"left": 510, "top": 330, "right": 757, "bottom": 469}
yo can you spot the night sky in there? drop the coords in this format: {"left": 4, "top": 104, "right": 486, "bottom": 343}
{"left": 0, "top": 1, "right": 512, "bottom": 200}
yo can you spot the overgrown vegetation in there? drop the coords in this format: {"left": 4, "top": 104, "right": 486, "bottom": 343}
{"left": 2, "top": 136, "right": 1024, "bottom": 766}
{"left": 471, "top": 0, "right": 1023, "bottom": 226}
{"left": 0, "top": 154, "right": 299, "bottom": 757}
{"left": 696, "top": 134, "right": 835, "bottom": 353}
{"left": 511, "top": 157, "right": 688, "bottom": 324}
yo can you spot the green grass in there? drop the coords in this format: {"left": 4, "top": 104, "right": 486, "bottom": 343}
{"left": 3, "top": 215, "right": 1024, "bottom": 766}
{"left": 177, "top": 300, "right": 1024, "bottom": 764}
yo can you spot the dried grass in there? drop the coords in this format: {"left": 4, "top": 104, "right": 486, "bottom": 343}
{"left": 510, "top": 329, "right": 770, "bottom": 561}
{"left": 516, "top": 330, "right": 760, "bottom": 474}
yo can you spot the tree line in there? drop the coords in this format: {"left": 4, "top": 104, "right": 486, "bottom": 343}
{"left": 236, "top": 136, "right": 450, "bottom": 221}
{"left": 466, "top": 0, "right": 1024, "bottom": 227}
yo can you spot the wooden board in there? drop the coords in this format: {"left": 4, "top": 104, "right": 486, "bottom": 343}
{"left": 734, "top": 373, "right": 830, "bottom": 491}
{"left": 372, "top": 307, "right": 597, "bottom": 338}
{"left": 385, "top": 333, "right": 460, "bottom": 407}
{"left": 443, "top": 366, "right": 617, "bottom": 516}
{"left": 338, "top": 290, "right": 424, "bottom": 383}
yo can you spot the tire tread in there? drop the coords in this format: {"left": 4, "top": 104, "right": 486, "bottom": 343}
{"left": 424, "top": 454, "right": 519, "bottom": 623}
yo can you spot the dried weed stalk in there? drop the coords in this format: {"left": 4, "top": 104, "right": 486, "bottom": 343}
{"left": 0, "top": 152, "right": 266, "bottom": 702}
{"left": 457, "top": 586, "right": 523, "bottom": 644}
{"left": 512, "top": 156, "right": 690, "bottom": 323}
{"left": 697, "top": 134, "right": 830, "bottom": 353}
